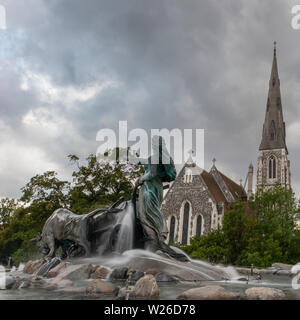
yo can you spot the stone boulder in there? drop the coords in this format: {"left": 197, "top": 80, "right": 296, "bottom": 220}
{"left": 86, "top": 279, "right": 119, "bottom": 295}
{"left": 276, "top": 270, "right": 291, "bottom": 276}
{"left": 23, "top": 259, "right": 44, "bottom": 275}
{"left": 177, "top": 285, "right": 241, "bottom": 300}
{"left": 90, "top": 266, "right": 110, "bottom": 279}
{"left": 134, "top": 274, "right": 159, "bottom": 298}
{"left": 49, "top": 277, "right": 73, "bottom": 288}
{"left": 145, "top": 269, "right": 160, "bottom": 276}
{"left": 272, "top": 263, "right": 293, "bottom": 271}
{"left": 155, "top": 272, "right": 178, "bottom": 283}
{"left": 12, "top": 278, "right": 31, "bottom": 290}
{"left": 131, "top": 270, "right": 145, "bottom": 282}
{"left": 109, "top": 267, "right": 128, "bottom": 280}
{"left": 57, "top": 264, "right": 93, "bottom": 281}
{"left": 117, "top": 286, "right": 136, "bottom": 299}
{"left": 29, "top": 276, "right": 49, "bottom": 289}
{"left": 47, "top": 261, "right": 69, "bottom": 278}
{"left": 245, "top": 287, "right": 286, "bottom": 300}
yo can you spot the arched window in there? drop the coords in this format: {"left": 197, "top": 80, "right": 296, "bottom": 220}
{"left": 269, "top": 156, "right": 276, "bottom": 179}
{"left": 169, "top": 216, "right": 176, "bottom": 244}
{"left": 196, "top": 215, "right": 202, "bottom": 238}
{"left": 182, "top": 203, "right": 190, "bottom": 245}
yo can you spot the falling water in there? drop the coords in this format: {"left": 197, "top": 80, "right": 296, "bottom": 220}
{"left": 114, "top": 201, "right": 135, "bottom": 253}
{"left": 18, "top": 263, "right": 25, "bottom": 272}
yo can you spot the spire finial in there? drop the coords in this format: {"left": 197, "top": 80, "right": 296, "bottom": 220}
{"left": 186, "top": 149, "right": 194, "bottom": 164}
{"left": 274, "top": 41, "right": 277, "bottom": 56}
{"left": 212, "top": 158, "right": 216, "bottom": 166}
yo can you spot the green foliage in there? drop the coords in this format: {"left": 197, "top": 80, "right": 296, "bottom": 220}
{"left": 0, "top": 198, "right": 19, "bottom": 228}
{"left": 177, "top": 229, "right": 226, "bottom": 264}
{"left": 20, "top": 171, "right": 70, "bottom": 207}
{"left": 179, "top": 185, "right": 300, "bottom": 267}
{"left": 68, "top": 153, "right": 143, "bottom": 213}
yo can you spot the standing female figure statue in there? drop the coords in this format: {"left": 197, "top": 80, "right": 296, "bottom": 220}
{"left": 131, "top": 135, "right": 188, "bottom": 261}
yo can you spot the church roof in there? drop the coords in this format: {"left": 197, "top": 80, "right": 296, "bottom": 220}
{"left": 218, "top": 171, "right": 247, "bottom": 201}
{"left": 164, "top": 159, "right": 246, "bottom": 206}
{"left": 201, "top": 170, "right": 227, "bottom": 203}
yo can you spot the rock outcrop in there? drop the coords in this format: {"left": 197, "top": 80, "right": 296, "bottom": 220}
{"left": 177, "top": 285, "right": 241, "bottom": 300}
{"left": 245, "top": 287, "right": 286, "bottom": 300}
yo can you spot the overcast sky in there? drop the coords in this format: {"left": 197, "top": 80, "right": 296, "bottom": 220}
{"left": 0, "top": 0, "right": 300, "bottom": 199}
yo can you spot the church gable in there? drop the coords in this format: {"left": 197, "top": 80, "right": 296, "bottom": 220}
{"left": 161, "top": 163, "right": 215, "bottom": 243}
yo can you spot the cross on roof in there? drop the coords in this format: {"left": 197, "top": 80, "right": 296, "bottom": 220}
{"left": 212, "top": 158, "right": 216, "bottom": 166}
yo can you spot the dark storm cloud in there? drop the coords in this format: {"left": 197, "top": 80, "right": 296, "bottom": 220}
{"left": 0, "top": 0, "right": 300, "bottom": 197}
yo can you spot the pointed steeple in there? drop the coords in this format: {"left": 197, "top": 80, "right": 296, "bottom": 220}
{"left": 259, "top": 42, "right": 287, "bottom": 152}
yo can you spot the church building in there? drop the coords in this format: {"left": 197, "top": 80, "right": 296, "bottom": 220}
{"left": 162, "top": 43, "right": 292, "bottom": 245}
{"left": 161, "top": 157, "right": 247, "bottom": 245}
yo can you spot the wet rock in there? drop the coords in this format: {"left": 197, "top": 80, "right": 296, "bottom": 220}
{"left": 276, "top": 270, "right": 291, "bottom": 276}
{"left": 131, "top": 270, "right": 145, "bottom": 282}
{"left": 86, "top": 279, "right": 119, "bottom": 295}
{"left": 265, "top": 267, "right": 278, "bottom": 274}
{"left": 14, "top": 278, "right": 31, "bottom": 289}
{"left": 58, "top": 264, "right": 93, "bottom": 281}
{"left": 47, "top": 261, "right": 69, "bottom": 278}
{"left": 30, "top": 276, "right": 48, "bottom": 289}
{"left": 23, "top": 259, "right": 44, "bottom": 275}
{"left": 117, "top": 286, "right": 136, "bottom": 299}
{"left": 109, "top": 267, "right": 128, "bottom": 280}
{"left": 236, "top": 277, "right": 248, "bottom": 281}
{"left": 49, "top": 277, "right": 73, "bottom": 288}
{"left": 235, "top": 267, "right": 250, "bottom": 275}
{"left": 155, "top": 272, "right": 178, "bottom": 283}
{"left": 245, "top": 287, "right": 286, "bottom": 300}
{"left": 145, "top": 269, "right": 160, "bottom": 276}
{"left": 177, "top": 285, "right": 241, "bottom": 300}
{"left": 36, "top": 258, "right": 61, "bottom": 277}
{"left": 272, "top": 263, "right": 293, "bottom": 271}
{"left": 134, "top": 274, "right": 159, "bottom": 298}
{"left": 90, "top": 266, "right": 110, "bottom": 279}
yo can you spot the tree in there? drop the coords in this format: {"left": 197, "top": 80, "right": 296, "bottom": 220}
{"left": 68, "top": 153, "right": 143, "bottom": 213}
{"left": 20, "top": 171, "right": 70, "bottom": 207}
{"left": 222, "top": 200, "right": 256, "bottom": 265}
{"left": 0, "top": 198, "right": 19, "bottom": 228}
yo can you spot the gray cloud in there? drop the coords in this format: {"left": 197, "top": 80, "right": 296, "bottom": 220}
{"left": 0, "top": 0, "right": 299, "bottom": 198}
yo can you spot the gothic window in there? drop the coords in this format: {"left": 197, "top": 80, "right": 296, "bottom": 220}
{"left": 196, "top": 215, "right": 202, "bottom": 238}
{"left": 184, "top": 168, "right": 193, "bottom": 183}
{"left": 269, "top": 156, "right": 276, "bottom": 179}
{"left": 182, "top": 202, "right": 190, "bottom": 245}
{"left": 272, "top": 78, "right": 276, "bottom": 86}
{"left": 169, "top": 216, "right": 175, "bottom": 244}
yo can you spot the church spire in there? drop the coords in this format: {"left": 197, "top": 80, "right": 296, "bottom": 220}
{"left": 259, "top": 42, "right": 287, "bottom": 152}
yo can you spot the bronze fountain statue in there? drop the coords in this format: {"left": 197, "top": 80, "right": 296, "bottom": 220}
{"left": 32, "top": 136, "right": 188, "bottom": 262}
